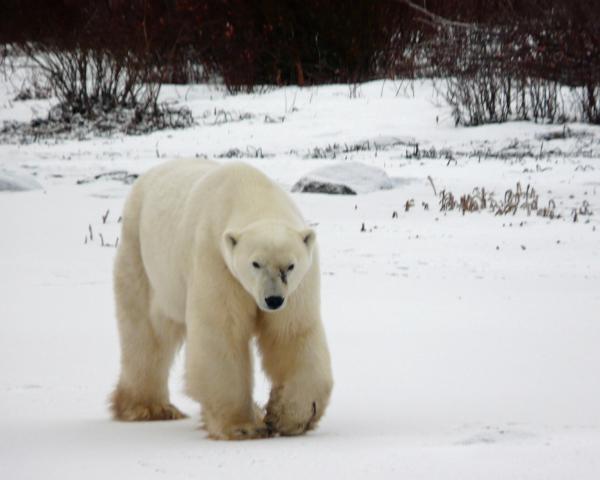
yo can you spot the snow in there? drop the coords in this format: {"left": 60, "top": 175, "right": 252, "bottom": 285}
{"left": 1, "top": 73, "right": 599, "bottom": 480}
{"left": 292, "top": 161, "right": 393, "bottom": 194}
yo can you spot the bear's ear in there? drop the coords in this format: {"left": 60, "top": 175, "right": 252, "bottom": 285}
{"left": 222, "top": 230, "right": 239, "bottom": 254}
{"left": 300, "top": 228, "right": 316, "bottom": 251}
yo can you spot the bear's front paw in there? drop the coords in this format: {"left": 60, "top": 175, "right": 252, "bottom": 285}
{"left": 203, "top": 404, "right": 273, "bottom": 441}
{"left": 211, "top": 421, "right": 272, "bottom": 441}
{"left": 265, "top": 385, "right": 322, "bottom": 436}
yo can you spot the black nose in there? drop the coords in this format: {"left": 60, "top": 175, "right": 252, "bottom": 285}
{"left": 265, "top": 296, "right": 284, "bottom": 310}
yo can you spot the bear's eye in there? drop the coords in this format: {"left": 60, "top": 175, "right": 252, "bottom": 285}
{"left": 288, "top": 264, "right": 295, "bottom": 271}
{"left": 252, "top": 261, "right": 261, "bottom": 269}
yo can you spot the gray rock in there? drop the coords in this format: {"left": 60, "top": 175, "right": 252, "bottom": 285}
{"left": 292, "top": 162, "right": 393, "bottom": 195}
{"left": 0, "top": 171, "right": 43, "bottom": 192}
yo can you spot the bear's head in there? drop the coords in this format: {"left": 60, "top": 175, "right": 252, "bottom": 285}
{"left": 221, "top": 221, "right": 316, "bottom": 312}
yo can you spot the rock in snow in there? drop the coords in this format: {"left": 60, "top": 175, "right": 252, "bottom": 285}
{"left": 292, "top": 162, "right": 393, "bottom": 195}
{"left": 0, "top": 171, "right": 42, "bottom": 192}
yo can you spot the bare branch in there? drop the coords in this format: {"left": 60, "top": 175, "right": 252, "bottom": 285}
{"left": 394, "top": 0, "right": 478, "bottom": 30}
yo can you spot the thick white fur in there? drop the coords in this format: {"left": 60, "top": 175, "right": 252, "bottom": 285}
{"left": 111, "top": 159, "right": 333, "bottom": 440}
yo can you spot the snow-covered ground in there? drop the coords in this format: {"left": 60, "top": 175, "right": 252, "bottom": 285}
{"left": 1, "top": 75, "right": 599, "bottom": 479}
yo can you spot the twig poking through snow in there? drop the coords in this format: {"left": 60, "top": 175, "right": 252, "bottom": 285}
{"left": 427, "top": 175, "right": 437, "bottom": 196}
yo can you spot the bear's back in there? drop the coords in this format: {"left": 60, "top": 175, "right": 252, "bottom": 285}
{"left": 197, "top": 162, "right": 305, "bottom": 231}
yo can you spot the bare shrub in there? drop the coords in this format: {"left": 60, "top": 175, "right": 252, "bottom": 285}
{"left": 443, "top": 70, "right": 512, "bottom": 126}
{"left": 13, "top": 76, "right": 52, "bottom": 101}
{"left": 572, "top": 84, "right": 600, "bottom": 124}
{"left": 18, "top": 45, "right": 160, "bottom": 117}
{"left": 408, "top": 0, "right": 600, "bottom": 126}
{"left": 527, "top": 78, "right": 561, "bottom": 123}
{"left": 443, "top": 74, "right": 567, "bottom": 126}
{"left": 1, "top": 45, "right": 194, "bottom": 141}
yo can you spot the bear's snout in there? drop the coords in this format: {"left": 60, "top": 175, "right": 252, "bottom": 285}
{"left": 265, "top": 296, "right": 284, "bottom": 310}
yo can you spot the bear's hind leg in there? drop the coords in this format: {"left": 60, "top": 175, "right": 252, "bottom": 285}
{"left": 111, "top": 237, "right": 186, "bottom": 421}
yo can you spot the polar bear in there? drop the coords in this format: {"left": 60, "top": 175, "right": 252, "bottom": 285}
{"left": 111, "top": 159, "right": 333, "bottom": 440}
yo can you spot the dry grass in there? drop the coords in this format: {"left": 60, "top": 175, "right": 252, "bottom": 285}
{"left": 434, "top": 182, "right": 582, "bottom": 220}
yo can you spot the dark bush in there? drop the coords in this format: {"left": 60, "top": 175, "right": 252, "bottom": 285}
{"left": 1, "top": 0, "right": 599, "bottom": 124}
{"left": 0, "top": 0, "right": 420, "bottom": 89}
{"left": 415, "top": 0, "right": 600, "bottom": 124}
{"left": 1, "top": 1, "right": 196, "bottom": 137}
{"left": 190, "top": 0, "right": 415, "bottom": 90}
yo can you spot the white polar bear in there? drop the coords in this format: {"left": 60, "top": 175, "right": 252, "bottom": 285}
{"left": 111, "top": 159, "right": 333, "bottom": 440}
